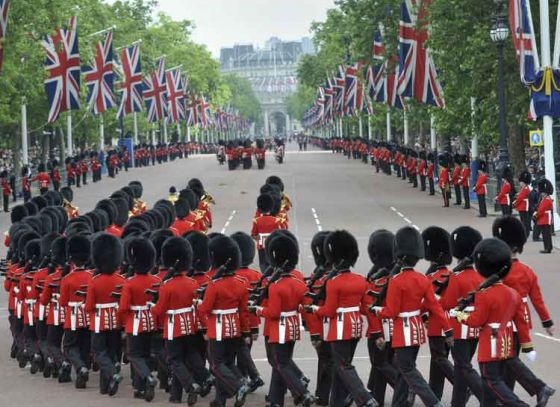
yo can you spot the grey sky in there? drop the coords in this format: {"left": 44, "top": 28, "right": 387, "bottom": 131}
{"left": 153, "top": 0, "right": 335, "bottom": 56}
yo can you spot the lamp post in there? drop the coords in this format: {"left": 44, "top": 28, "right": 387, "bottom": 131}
{"left": 490, "top": 0, "right": 510, "bottom": 211}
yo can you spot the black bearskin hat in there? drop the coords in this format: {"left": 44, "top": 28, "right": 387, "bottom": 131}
{"left": 25, "top": 239, "right": 41, "bottom": 266}
{"left": 266, "top": 176, "right": 284, "bottom": 192}
{"left": 52, "top": 206, "right": 68, "bottom": 232}
{"left": 96, "top": 199, "right": 118, "bottom": 225}
{"left": 209, "top": 235, "right": 241, "bottom": 272}
{"left": 257, "top": 194, "right": 274, "bottom": 214}
{"left": 83, "top": 211, "right": 103, "bottom": 233}
{"left": 174, "top": 199, "right": 191, "bottom": 220}
{"left": 394, "top": 226, "right": 424, "bottom": 264}
{"left": 24, "top": 201, "right": 39, "bottom": 216}
{"left": 473, "top": 238, "right": 512, "bottom": 279}
{"left": 38, "top": 163, "right": 46, "bottom": 172}
{"left": 127, "top": 237, "right": 156, "bottom": 274}
{"left": 149, "top": 229, "right": 174, "bottom": 265}
{"left": 450, "top": 226, "right": 483, "bottom": 260}
{"left": 111, "top": 190, "right": 134, "bottom": 211}
{"left": 161, "top": 236, "right": 193, "bottom": 272}
{"left": 111, "top": 197, "right": 130, "bottom": 227}
{"left": 11, "top": 205, "right": 28, "bottom": 223}
{"left": 169, "top": 186, "right": 177, "bottom": 194}
{"left": 60, "top": 187, "right": 73, "bottom": 203}
{"left": 537, "top": 178, "right": 554, "bottom": 195}
{"left": 184, "top": 232, "right": 211, "bottom": 272}
{"left": 44, "top": 190, "right": 63, "bottom": 206}
{"left": 92, "top": 233, "right": 123, "bottom": 274}
{"left": 478, "top": 159, "right": 487, "bottom": 173}
{"left": 67, "top": 234, "right": 91, "bottom": 266}
{"left": 129, "top": 181, "right": 143, "bottom": 198}
{"left": 422, "top": 226, "right": 452, "bottom": 265}
{"left": 311, "top": 231, "right": 330, "bottom": 267}
{"left": 230, "top": 231, "right": 256, "bottom": 268}
{"left": 268, "top": 234, "right": 298, "bottom": 270}
{"left": 518, "top": 171, "right": 531, "bottom": 185}
{"left": 324, "top": 230, "right": 359, "bottom": 267}
{"left": 368, "top": 229, "right": 395, "bottom": 269}
{"left": 31, "top": 196, "right": 48, "bottom": 211}
{"left": 178, "top": 188, "right": 199, "bottom": 211}
{"left": 40, "top": 232, "right": 60, "bottom": 259}
{"left": 51, "top": 236, "right": 67, "bottom": 266}
{"left": 492, "top": 216, "right": 527, "bottom": 254}
{"left": 438, "top": 153, "right": 449, "bottom": 168}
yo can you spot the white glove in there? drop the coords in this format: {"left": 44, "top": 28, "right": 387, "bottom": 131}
{"left": 525, "top": 350, "right": 537, "bottom": 363}
{"left": 448, "top": 309, "right": 458, "bottom": 317}
{"left": 309, "top": 305, "right": 319, "bottom": 313}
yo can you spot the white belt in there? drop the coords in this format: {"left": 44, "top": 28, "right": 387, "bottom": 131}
{"left": 398, "top": 310, "right": 421, "bottom": 318}
{"left": 38, "top": 304, "right": 46, "bottom": 321}
{"left": 322, "top": 317, "right": 330, "bottom": 339}
{"left": 382, "top": 319, "right": 392, "bottom": 341}
{"left": 336, "top": 306, "right": 360, "bottom": 341}
{"left": 166, "top": 307, "right": 194, "bottom": 340}
{"left": 463, "top": 306, "right": 475, "bottom": 312}
{"left": 212, "top": 308, "right": 238, "bottom": 342}
{"left": 25, "top": 299, "right": 36, "bottom": 326}
{"left": 522, "top": 297, "right": 528, "bottom": 303}
{"left": 69, "top": 301, "right": 84, "bottom": 332}
{"left": 460, "top": 308, "right": 476, "bottom": 339}
{"left": 131, "top": 303, "right": 154, "bottom": 336}
{"left": 278, "top": 311, "right": 298, "bottom": 344}
{"left": 489, "top": 322, "right": 513, "bottom": 358}
{"left": 52, "top": 295, "right": 60, "bottom": 326}
{"left": 95, "top": 302, "right": 118, "bottom": 334}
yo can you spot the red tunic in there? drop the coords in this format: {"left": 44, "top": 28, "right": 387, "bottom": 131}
{"left": 236, "top": 268, "right": 262, "bottom": 331}
{"left": 496, "top": 180, "right": 511, "bottom": 206}
{"left": 535, "top": 196, "right": 553, "bottom": 226}
{"left": 197, "top": 274, "right": 249, "bottom": 341}
{"left": 463, "top": 283, "right": 531, "bottom": 362}
{"left": 59, "top": 268, "right": 93, "bottom": 330}
{"left": 150, "top": 274, "right": 199, "bottom": 340}
{"left": 460, "top": 166, "right": 471, "bottom": 187}
{"left": 40, "top": 269, "right": 66, "bottom": 326}
{"left": 473, "top": 174, "right": 488, "bottom": 196}
{"left": 106, "top": 224, "right": 124, "bottom": 238}
{"left": 438, "top": 168, "right": 449, "bottom": 189}
{"left": 426, "top": 267, "right": 452, "bottom": 337}
{"left": 513, "top": 185, "right": 531, "bottom": 213}
{"left": 119, "top": 274, "right": 161, "bottom": 335}
{"left": 85, "top": 273, "right": 125, "bottom": 332}
{"left": 169, "top": 218, "right": 195, "bottom": 237}
{"left": 251, "top": 215, "right": 287, "bottom": 250}
{"left": 33, "top": 172, "right": 51, "bottom": 189}
{"left": 377, "top": 269, "right": 451, "bottom": 348}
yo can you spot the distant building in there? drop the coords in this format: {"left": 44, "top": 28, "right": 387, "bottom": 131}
{"left": 220, "top": 37, "right": 314, "bottom": 137}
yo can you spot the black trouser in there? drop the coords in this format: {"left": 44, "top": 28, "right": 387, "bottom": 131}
{"left": 47, "top": 324, "right": 65, "bottom": 368}
{"left": 478, "top": 194, "right": 487, "bottom": 216}
{"left": 13, "top": 314, "right": 25, "bottom": 357}
{"left": 8, "top": 311, "right": 19, "bottom": 355}
{"left": 454, "top": 184, "right": 462, "bottom": 205}
{"left": 3, "top": 194, "right": 9, "bottom": 212}
{"left": 258, "top": 248, "right": 269, "bottom": 274}
{"left": 127, "top": 333, "right": 153, "bottom": 390}
{"left": 411, "top": 174, "right": 418, "bottom": 188}
{"left": 396, "top": 166, "right": 401, "bottom": 178}
{"left": 23, "top": 190, "right": 31, "bottom": 203}
{"left": 166, "top": 336, "right": 199, "bottom": 396}
{"left": 53, "top": 181, "right": 60, "bottom": 191}
{"left": 428, "top": 336, "right": 454, "bottom": 400}
{"left": 329, "top": 339, "right": 372, "bottom": 407}
{"left": 237, "top": 335, "right": 259, "bottom": 380}
{"left": 92, "top": 330, "right": 121, "bottom": 388}
{"left": 367, "top": 337, "right": 397, "bottom": 405}
{"left": 108, "top": 166, "right": 115, "bottom": 178}
{"left": 315, "top": 340, "right": 333, "bottom": 405}
{"left": 462, "top": 186, "right": 471, "bottom": 209}
{"left": 207, "top": 338, "right": 243, "bottom": 405}
{"left": 519, "top": 211, "right": 531, "bottom": 237}
{"left": 479, "top": 360, "right": 530, "bottom": 407}
{"left": 67, "top": 177, "right": 73, "bottom": 187}
{"left": 451, "top": 338, "right": 483, "bottom": 406}
{"left": 541, "top": 224, "right": 553, "bottom": 252}
{"left": 441, "top": 187, "right": 450, "bottom": 207}
{"left": 393, "top": 345, "right": 440, "bottom": 407}
{"left": 501, "top": 204, "right": 512, "bottom": 215}
{"left": 402, "top": 167, "right": 407, "bottom": 180}
{"left": 269, "top": 341, "right": 307, "bottom": 405}
{"left": 82, "top": 172, "right": 87, "bottom": 185}
{"left": 420, "top": 175, "right": 426, "bottom": 191}
{"left": 76, "top": 173, "right": 80, "bottom": 187}
{"left": 150, "top": 332, "right": 169, "bottom": 389}
{"left": 63, "top": 328, "right": 91, "bottom": 373}
{"left": 428, "top": 178, "right": 435, "bottom": 195}
{"left": 11, "top": 188, "right": 16, "bottom": 202}
{"left": 505, "top": 332, "right": 545, "bottom": 396}
{"left": 24, "top": 324, "right": 39, "bottom": 356}
{"left": 36, "top": 320, "right": 49, "bottom": 359}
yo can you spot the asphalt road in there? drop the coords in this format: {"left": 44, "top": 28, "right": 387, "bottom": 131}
{"left": 0, "top": 142, "right": 558, "bottom": 406}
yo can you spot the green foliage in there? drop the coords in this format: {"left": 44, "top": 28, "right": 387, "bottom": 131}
{"left": 223, "top": 74, "right": 261, "bottom": 124}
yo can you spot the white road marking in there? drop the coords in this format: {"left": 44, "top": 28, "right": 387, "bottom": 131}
{"left": 390, "top": 206, "right": 397, "bottom": 212}
{"left": 403, "top": 217, "right": 412, "bottom": 224}
{"left": 391, "top": 207, "right": 421, "bottom": 231}
{"left": 311, "top": 208, "right": 322, "bottom": 232}
{"left": 220, "top": 210, "right": 236, "bottom": 234}
{"left": 535, "top": 333, "right": 560, "bottom": 343}
{"left": 412, "top": 225, "right": 421, "bottom": 231}
{"left": 397, "top": 212, "right": 404, "bottom": 217}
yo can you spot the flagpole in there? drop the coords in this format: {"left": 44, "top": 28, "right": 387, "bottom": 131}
{"left": 21, "top": 99, "right": 28, "bottom": 165}
{"left": 539, "top": 0, "right": 560, "bottom": 227}
{"left": 87, "top": 25, "right": 116, "bottom": 38}
{"left": 430, "top": 114, "right": 436, "bottom": 150}
{"left": 163, "top": 121, "right": 168, "bottom": 143}
{"left": 99, "top": 114, "right": 104, "bottom": 151}
{"left": 386, "top": 110, "right": 392, "bottom": 142}
{"left": 403, "top": 111, "right": 409, "bottom": 146}
{"left": 177, "top": 122, "right": 182, "bottom": 141}
{"left": 367, "top": 116, "right": 372, "bottom": 140}
{"left": 133, "top": 112, "right": 138, "bottom": 144}
{"left": 67, "top": 112, "right": 73, "bottom": 156}
{"left": 358, "top": 115, "right": 363, "bottom": 138}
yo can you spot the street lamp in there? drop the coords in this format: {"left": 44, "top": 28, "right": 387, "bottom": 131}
{"left": 490, "top": 0, "right": 510, "bottom": 211}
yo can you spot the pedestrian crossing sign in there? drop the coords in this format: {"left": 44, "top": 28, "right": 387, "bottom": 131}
{"left": 529, "top": 130, "right": 544, "bottom": 147}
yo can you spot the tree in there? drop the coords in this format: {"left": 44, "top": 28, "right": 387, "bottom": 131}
{"left": 223, "top": 74, "right": 262, "bottom": 124}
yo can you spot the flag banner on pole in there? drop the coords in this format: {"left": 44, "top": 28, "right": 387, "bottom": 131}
{"left": 334, "top": 65, "right": 345, "bottom": 116}
{"left": 42, "top": 16, "right": 81, "bottom": 123}
{"left": 397, "top": 0, "right": 445, "bottom": 108}
{"left": 343, "top": 63, "right": 362, "bottom": 116}
{"left": 186, "top": 95, "right": 197, "bottom": 126}
{"left": 116, "top": 43, "right": 143, "bottom": 118}
{"left": 165, "top": 68, "right": 185, "bottom": 123}
{"left": 324, "top": 78, "right": 333, "bottom": 123}
{"left": 143, "top": 57, "right": 167, "bottom": 123}
{"left": 83, "top": 31, "right": 115, "bottom": 115}
{"left": 197, "top": 95, "right": 210, "bottom": 128}
{"left": 0, "top": 0, "right": 10, "bottom": 71}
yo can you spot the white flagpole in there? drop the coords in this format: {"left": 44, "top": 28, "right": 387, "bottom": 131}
{"left": 368, "top": 116, "right": 372, "bottom": 140}
{"left": 430, "top": 114, "right": 436, "bottom": 150}
{"left": 358, "top": 115, "right": 363, "bottom": 138}
{"left": 386, "top": 110, "right": 392, "bottom": 141}
{"left": 539, "top": 0, "right": 560, "bottom": 227}
{"left": 177, "top": 123, "right": 182, "bottom": 140}
{"left": 470, "top": 97, "right": 478, "bottom": 159}
{"left": 403, "top": 111, "right": 409, "bottom": 146}
{"left": 163, "top": 121, "right": 168, "bottom": 143}
{"left": 133, "top": 112, "right": 138, "bottom": 143}
{"left": 21, "top": 101, "right": 28, "bottom": 165}
{"left": 553, "top": 0, "right": 560, "bottom": 66}
{"left": 67, "top": 112, "right": 73, "bottom": 156}
{"left": 99, "top": 114, "right": 104, "bottom": 151}
{"left": 187, "top": 126, "right": 191, "bottom": 142}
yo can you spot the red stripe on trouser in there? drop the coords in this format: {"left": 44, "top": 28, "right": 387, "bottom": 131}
{"left": 482, "top": 363, "right": 507, "bottom": 404}
{"left": 207, "top": 341, "right": 237, "bottom": 395}
{"left": 272, "top": 344, "right": 302, "bottom": 399}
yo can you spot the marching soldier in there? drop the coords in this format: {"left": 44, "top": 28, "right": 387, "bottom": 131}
{"left": 22, "top": 167, "right": 31, "bottom": 203}
{"left": 61, "top": 187, "right": 79, "bottom": 219}
{"left": 372, "top": 226, "right": 451, "bottom": 407}
{"left": 459, "top": 155, "right": 471, "bottom": 209}
{"left": 440, "top": 226, "right": 484, "bottom": 406}
{"left": 1, "top": 171, "right": 11, "bottom": 212}
{"left": 438, "top": 153, "right": 451, "bottom": 208}
{"left": 427, "top": 153, "right": 436, "bottom": 196}
{"left": 31, "top": 163, "right": 51, "bottom": 195}
{"left": 495, "top": 167, "right": 513, "bottom": 215}
{"left": 309, "top": 230, "right": 377, "bottom": 407}
{"left": 534, "top": 178, "right": 554, "bottom": 254}
{"left": 421, "top": 227, "right": 455, "bottom": 400}
{"left": 473, "top": 160, "right": 488, "bottom": 217}
{"left": 251, "top": 194, "right": 287, "bottom": 272}
{"left": 418, "top": 151, "right": 427, "bottom": 191}
{"left": 197, "top": 235, "right": 251, "bottom": 407}
{"left": 513, "top": 171, "right": 532, "bottom": 236}
{"left": 492, "top": 216, "right": 556, "bottom": 405}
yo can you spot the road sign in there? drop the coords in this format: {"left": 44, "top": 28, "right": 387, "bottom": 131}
{"left": 529, "top": 129, "right": 544, "bottom": 147}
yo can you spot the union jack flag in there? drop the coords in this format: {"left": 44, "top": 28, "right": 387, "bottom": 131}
{"left": 83, "top": 31, "right": 114, "bottom": 115}
{"left": 375, "top": 57, "right": 405, "bottom": 110}
{"left": 197, "top": 96, "right": 210, "bottom": 128}
{"left": 333, "top": 65, "right": 346, "bottom": 116}
{"left": 42, "top": 16, "right": 81, "bottom": 123}
{"left": 316, "top": 86, "right": 325, "bottom": 122}
{"left": 324, "top": 79, "right": 333, "bottom": 122}
{"left": 509, "top": 0, "right": 538, "bottom": 86}
{"left": 165, "top": 68, "right": 185, "bottom": 123}
{"left": 397, "top": 0, "right": 445, "bottom": 108}
{"left": 143, "top": 57, "right": 167, "bottom": 123}
{"left": 116, "top": 43, "right": 143, "bottom": 119}
{"left": 343, "top": 63, "right": 362, "bottom": 116}
{"left": 186, "top": 95, "right": 198, "bottom": 126}
{"left": 0, "top": 0, "right": 10, "bottom": 71}
{"left": 373, "top": 28, "right": 385, "bottom": 61}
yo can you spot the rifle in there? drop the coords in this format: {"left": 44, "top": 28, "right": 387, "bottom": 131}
{"left": 195, "top": 258, "right": 232, "bottom": 298}
{"left": 305, "top": 265, "right": 327, "bottom": 290}
{"left": 367, "top": 260, "right": 403, "bottom": 309}
{"left": 304, "top": 259, "right": 346, "bottom": 307}
{"left": 162, "top": 260, "right": 181, "bottom": 282}
{"left": 249, "top": 259, "right": 290, "bottom": 306}
{"left": 455, "top": 273, "right": 502, "bottom": 312}
{"left": 61, "top": 257, "right": 72, "bottom": 278}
